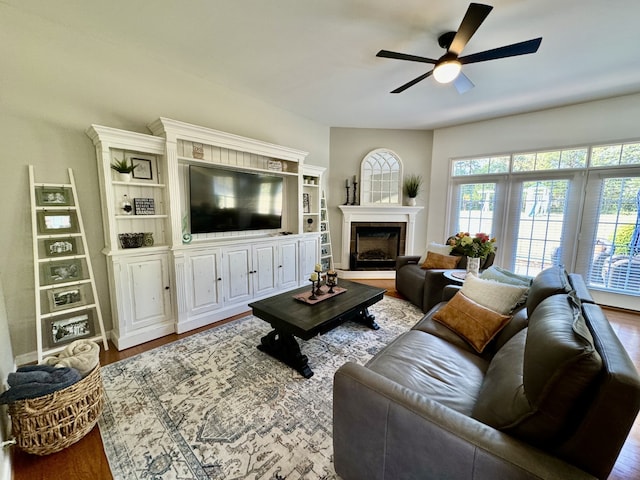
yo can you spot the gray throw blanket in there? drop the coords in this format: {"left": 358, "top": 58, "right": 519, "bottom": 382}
{"left": 0, "top": 365, "right": 81, "bottom": 404}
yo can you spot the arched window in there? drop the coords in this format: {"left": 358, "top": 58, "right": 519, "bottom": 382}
{"left": 360, "top": 149, "right": 403, "bottom": 205}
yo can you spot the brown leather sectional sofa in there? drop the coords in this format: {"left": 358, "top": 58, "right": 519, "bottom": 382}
{"left": 334, "top": 267, "right": 640, "bottom": 479}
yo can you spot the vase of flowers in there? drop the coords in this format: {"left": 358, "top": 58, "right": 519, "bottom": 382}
{"left": 448, "top": 232, "right": 496, "bottom": 275}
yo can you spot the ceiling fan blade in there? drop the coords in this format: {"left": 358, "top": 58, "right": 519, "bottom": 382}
{"left": 377, "top": 49, "right": 438, "bottom": 64}
{"left": 459, "top": 37, "right": 542, "bottom": 64}
{"left": 391, "top": 71, "right": 433, "bottom": 94}
{"left": 448, "top": 3, "right": 493, "bottom": 56}
{"left": 453, "top": 72, "right": 475, "bottom": 94}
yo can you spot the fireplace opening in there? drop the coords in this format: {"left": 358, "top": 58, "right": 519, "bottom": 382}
{"left": 349, "top": 224, "right": 405, "bottom": 270}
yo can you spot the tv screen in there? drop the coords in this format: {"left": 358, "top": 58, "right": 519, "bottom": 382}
{"left": 189, "top": 165, "right": 283, "bottom": 234}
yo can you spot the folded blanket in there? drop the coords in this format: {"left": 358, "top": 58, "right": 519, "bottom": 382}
{"left": 0, "top": 365, "right": 81, "bottom": 404}
{"left": 42, "top": 339, "right": 100, "bottom": 376}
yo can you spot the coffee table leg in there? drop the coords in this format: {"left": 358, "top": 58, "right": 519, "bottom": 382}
{"left": 257, "top": 330, "right": 314, "bottom": 378}
{"left": 355, "top": 307, "right": 380, "bottom": 330}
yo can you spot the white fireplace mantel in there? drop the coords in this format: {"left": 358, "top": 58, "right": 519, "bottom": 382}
{"left": 338, "top": 205, "right": 423, "bottom": 271}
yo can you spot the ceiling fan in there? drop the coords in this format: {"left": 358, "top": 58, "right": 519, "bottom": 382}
{"left": 377, "top": 2, "right": 542, "bottom": 94}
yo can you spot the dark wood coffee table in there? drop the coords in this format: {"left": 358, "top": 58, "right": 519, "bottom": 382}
{"left": 249, "top": 279, "right": 386, "bottom": 378}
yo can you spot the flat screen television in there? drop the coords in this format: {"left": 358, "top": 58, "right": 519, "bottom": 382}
{"left": 189, "top": 165, "right": 283, "bottom": 234}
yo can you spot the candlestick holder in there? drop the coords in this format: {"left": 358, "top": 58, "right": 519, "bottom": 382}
{"left": 344, "top": 186, "right": 350, "bottom": 205}
{"left": 309, "top": 278, "right": 318, "bottom": 300}
{"left": 326, "top": 271, "right": 338, "bottom": 294}
{"left": 315, "top": 272, "right": 324, "bottom": 296}
{"left": 351, "top": 181, "right": 358, "bottom": 205}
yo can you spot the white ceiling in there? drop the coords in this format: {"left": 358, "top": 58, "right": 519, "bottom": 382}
{"left": 7, "top": 0, "right": 640, "bottom": 130}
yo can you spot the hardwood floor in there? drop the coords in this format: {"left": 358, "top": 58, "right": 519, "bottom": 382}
{"left": 10, "top": 279, "right": 640, "bottom": 480}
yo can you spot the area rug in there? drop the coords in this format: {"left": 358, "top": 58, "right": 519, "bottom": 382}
{"left": 98, "top": 296, "right": 423, "bottom": 480}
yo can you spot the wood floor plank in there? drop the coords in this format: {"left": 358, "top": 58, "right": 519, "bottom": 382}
{"left": 10, "top": 280, "right": 640, "bottom": 479}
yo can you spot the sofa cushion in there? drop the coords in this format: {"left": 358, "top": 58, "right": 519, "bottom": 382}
{"left": 432, "top": 292, "right": 511, "bottom": 353}
{"left": 366, "top": 330, "right": 489, "bottom": 415}
{"left": 461, "top": 274, "right": 528, "bottom": 314}
{"left": 480, "top": 266, "right": 532, "bottom": 287}
{"left": 472, "top": 293, "right": 602, "bottom": 446}
{"left": 421, "top": 251, "right": 461, "bottom": 269}
{"left": 526, "top": 266, "right": 571, "bottom": 316}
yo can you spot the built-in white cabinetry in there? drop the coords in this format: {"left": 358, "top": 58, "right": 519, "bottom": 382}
{"left": 87, "top": 125, "right": 175, "bottom": 351}
{"left": 108, "top": 252, "right": 173, "bottom": 350}
{"left": 89, "top": 118, "right": 324, "bottom": 349}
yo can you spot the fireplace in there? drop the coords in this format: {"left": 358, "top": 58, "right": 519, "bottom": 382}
{"left": 338, "top": 205, "right": 423, "bottom": 274}
{"left": 350, "top": 223, "right": 406, "bottom": 270}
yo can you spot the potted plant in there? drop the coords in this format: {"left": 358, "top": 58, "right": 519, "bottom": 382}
{"left": 110, "top": 159, "right": 137, "bottom": 182}
{"left": 403, "top": 173, "right": 423, "bottom": 206}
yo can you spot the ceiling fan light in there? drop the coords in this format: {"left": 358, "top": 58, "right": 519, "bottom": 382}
{"left": 433, "top": 60, "right": 462, "bottom": 83}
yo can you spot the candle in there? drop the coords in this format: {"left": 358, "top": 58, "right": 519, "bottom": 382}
{"left": 346, "top": 178, "right": 350, "bottom": 187}
{"left": 353, "top": 175, "right": 357, "bottom": 184}
{"left": 310, "top": 272, "right": 318, "bottom": 281}
{"left": 315, "top": 263, "right": 322, "bottom": 272}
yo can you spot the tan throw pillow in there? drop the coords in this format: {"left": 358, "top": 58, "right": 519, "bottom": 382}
{"left": 418, "top": 241, "right": 454, "bottom": 264}
{"left": 433, "top": 292, "right": 511, "bottom": 353}
{"left": 461, "top": 274, "right": 528, "bottom": 315}
{"left": 421, "top": 251, "right": 461, "bottom": 269}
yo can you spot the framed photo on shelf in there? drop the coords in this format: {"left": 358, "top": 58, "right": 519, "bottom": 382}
{"left": 125, "top": 153, "right": 156, "bottom": 182}
{"left": 43, "top": 259, "right": 83, "bottom": 285}
{"left": 302, "top": 193, "right": 310, "bottom": 213}
{"left": 44, "top": 237, "right": 77, "bottom": 257}
{"left": 37, "top": 211, "right": 77, "bottom": 234}
{"left": 133, "top": 197, "right": 156, "bottom": 215}
{"left": 35, "top": 187, "right": 73, "bottom": 207}
{"left": 45, "top": 311, "right": 94, "bottom": 348}
{"left": 47, "top": 285, "right": 85, "bottom": 312}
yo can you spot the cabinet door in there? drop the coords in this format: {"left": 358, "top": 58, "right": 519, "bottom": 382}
{"left": 188, "top": 250, "right": 222, "bottom": 314}
{"left": 122, "top": 254, "right": 172, "bottom": 332}
{"left": 252, "top": 242, "right": 278, "bottom": 296}
{"left": 223, "top": 246, "right": 252, "bottom": 303}
{"left": 299, "top": 235, "right": 320, "bottom": 283}
{"left": 279, "top": 239, "right": 299, "bottom": 289}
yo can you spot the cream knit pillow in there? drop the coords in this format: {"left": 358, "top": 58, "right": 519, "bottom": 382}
{"left": 461, "top": 274, "right": 529, "bottom": 315}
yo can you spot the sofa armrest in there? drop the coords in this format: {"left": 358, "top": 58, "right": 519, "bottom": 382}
{"left": 333, "top": 362, "right": 595, "bottom": 480}
{"left": 442, "top": 284, "right": 461, "bottom": 301}
{"left": 395, "top": 255, "right": 421, "bottom": 269}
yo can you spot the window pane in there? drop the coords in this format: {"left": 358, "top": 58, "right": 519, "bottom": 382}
{"left": 513, "top": 149, "right": 587, "bottom": 172}
{"left": 456, "top": 183, "right": 495, "bottom": 235}
{"left": 514, "top": 180, "right": 569, "bottom": 276}
{"left": 560, "top": 149, "right": 588, "bottom": 169}
{"left": 591, "top": 145, "right": 622, "bottom": 166}
{"left": 621, "top": 143, "right": 640, "bottom": 166}
{"left": 589, "top": 177, "right": 640, "bottom": 294}
{"left": 452, "top": 157, "right": 509, "bottom": 176}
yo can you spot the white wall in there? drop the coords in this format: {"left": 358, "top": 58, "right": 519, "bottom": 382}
{"left": 429, "top": 93, "right": 640, "bottom": 309}
{"left": 0, "top": 5, "right": 330, "bottom": 360}
{"left": 329, "top": 128, "right": 434, "bottom": 264}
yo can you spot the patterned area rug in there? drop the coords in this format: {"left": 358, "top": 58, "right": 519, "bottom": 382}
{"left": 99, "top": 296, "right": 422, "bottom": 480}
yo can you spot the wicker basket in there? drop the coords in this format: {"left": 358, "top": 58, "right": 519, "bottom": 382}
{"left": 8, "top": 365, "right": 104, "bottom": 455}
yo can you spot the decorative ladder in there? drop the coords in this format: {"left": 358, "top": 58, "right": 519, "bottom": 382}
{"left": 29, "top": 166, "right": 108, "bottom": 362}
{"left": 319, "top": 190, "right": 334, "bottom": 271}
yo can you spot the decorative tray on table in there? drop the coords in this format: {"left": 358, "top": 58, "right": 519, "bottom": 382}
{"left": 293, "top": 286, "right": 347, "bottom": 304}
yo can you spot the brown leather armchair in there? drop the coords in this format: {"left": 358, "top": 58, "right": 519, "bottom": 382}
{"left": 395, "top": 253, "right": 495, "bottom": 313}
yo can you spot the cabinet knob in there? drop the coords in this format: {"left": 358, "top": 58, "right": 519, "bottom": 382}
{"left": 165, "top": 286, "right": 170, "bottom": 290}
{"left": 217, "top": 277, "right": 222, "bottom": 281}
